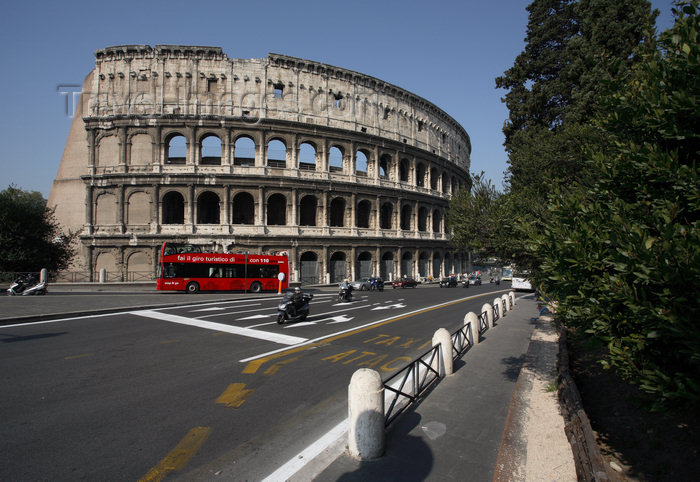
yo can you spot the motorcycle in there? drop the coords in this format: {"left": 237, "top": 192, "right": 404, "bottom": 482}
{"left": 461, "top": 278, "right": 470, "bottom": 288}
{"left": 277, "top": 291, "right": 313, "bottom": 324}
{"left": 338, "top": 286, "right": 354, "bottom": 302}
{"left": 369, "top": 277, "right": 384, "bottom": 291}
{"left": 7, "top": 274, "right": 47, "bottom": 296}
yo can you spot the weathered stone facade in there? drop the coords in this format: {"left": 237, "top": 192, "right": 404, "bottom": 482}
{"left": 48, "top": 45, "right": 471, "bottom": 283}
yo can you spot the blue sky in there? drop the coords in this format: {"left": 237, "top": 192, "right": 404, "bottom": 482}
{"left": 0, "top": 0, "right": 676, "bottom": 197}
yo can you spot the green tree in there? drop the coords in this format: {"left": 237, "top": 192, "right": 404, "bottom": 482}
{"left": 448, "top": 172, "right": 503, "bottom": 260}
{"left": 0, "top": 186, "right": 77, "bottom": 273}
{"left": 533, "top": 1, "right": 700, "bottom": 407}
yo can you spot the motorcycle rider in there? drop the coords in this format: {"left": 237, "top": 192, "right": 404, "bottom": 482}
{"left": 339, "top": 278, "right": 353, "bottom": 301}
{"left": 289, "top": 287, "right": 303, "bottom": 317}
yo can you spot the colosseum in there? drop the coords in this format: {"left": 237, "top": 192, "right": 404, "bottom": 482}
{"left": 48, "top": 45, "right": 471, "bottom": 285}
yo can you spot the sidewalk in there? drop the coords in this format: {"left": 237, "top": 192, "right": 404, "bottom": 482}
{"left": 302, "top": 295, "right": 576, "bottom": 481}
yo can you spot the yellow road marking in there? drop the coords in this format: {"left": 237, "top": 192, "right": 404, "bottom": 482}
{"left": 138, "top": 426, "right": 212, "bottom": 482}
{"left": 216, "top": 383, "right": 255, "bottom": 408}
{"left": 160, "top": 339, "right": 180, "bottom": 344}
{"left": 64, "top": 353, "right": 94, "bottom": 360}
{"left": 243, "top": 292, "right": 494, "bottom": 374}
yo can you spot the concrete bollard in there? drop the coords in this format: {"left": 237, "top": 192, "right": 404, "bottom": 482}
{"left": 495, "top": 297, "right": 504, "bottom": 317}
{"left": 510, "top": 291, "right": 516, "bottom": 306}
{"left": 503, "top": 293, "right": 512, "bottom": 311}
{"left": 40, "top": 268, "right": 48, "bottom": 284}
{"left": 99, "top": 268, "right": 107, "bottom": 283}
{"left": 433, "top": 328, "right": 453, "bottom": 377}
{"left": 501, "top": 294, "right": 510, "bottom": 314}
{"left": 481, "top": 303, "right": 494, "bottom": 328}
{"left": 348, "top": 369, "right": 385, "bottom": 460}
{"left": 464, "top": 312, "right": 480, "bottom": 345}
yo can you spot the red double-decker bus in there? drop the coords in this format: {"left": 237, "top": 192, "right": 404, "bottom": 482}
{"left": 156, "top": 243, "right": 289, "bottom": 293}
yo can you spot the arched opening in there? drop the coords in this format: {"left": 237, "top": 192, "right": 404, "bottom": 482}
{"left": 416, "top": 163, "right": 426, "bottom": 187}
{"left": 232, "top": 192, "right": 255, "bottom": 225}
{"left": 300, "top": 251, "right": 319, "bottom": 285}
{"left": 451, "top": 176, "right": 457, "bottom": 195}
{"left": 401, "top": 251, "right": 413, "bottom": 278}
{"left": 299, "top": 142, "right": 316, "bottom": 171}
{"left": 200, "top": 135, "right": 222, "bottom": 165}
{"left": 355, "top": 150, "right": 369, "bottom": 177}
{"left": 430, "top": 167, "right": 438, "bottom": 190}
{"left": 234, "top": 136, "right": 255, "bottom": 166}
{"left": 166, "top": 134, "right": 186, "bottom": 164}
{"left": 330, "top": 252, "right": 347, "bottom": 283}
{"left": 162, "top": 191, "right": 184, "bottom": 224}
{"left": 399, "top": 158, "right": 409, "bottom": 182}
{"left": 381, "top": 251, "right": 394, "bottom": 280}
{"left": 197, "top": 191, "right": 220, "bottom": 224}
{"left": 356, "top": 200, "right": 371, "bottom": 228}
{"left": 380, "top": 203, "right": 393, "bottom": 230}
{"left": 329, "top": 146, "right": 344, "bottom": 172}
{"left": 419, "top": 251, "right": 430, "bottom": 278}
{"left": 126, "top": 251, "right": 151, "bottom": 281}
{"left": 442, "top": 172, "right": 449, "bottom": 192}
{"left": 267, "top": 193, "right": 286, "bottom": 225}
{"left": 401, "top": 204, "right": 412, "bottom": 230}
{"left": 299, "top": 195, "right": 317, "bottom": 226}
{"left": 330, "top": 198, "right": 345, "bottom": 227}
{"left": 418, "top": 207, "right": 428, "bottom": 231}
{"left": 379, "top": 154, "right": 391, "bottom": 179}
{"left": 432, "top": 209, "right": 442, "bottom": 233}
{"left": 267, "top": 139, "right": 287, "bottom": 168}
{"left": 357, "top": 251, "right": 372, "bottom": 279}
{"left": 433, "top": 252, "right": 442, "bottom": 279}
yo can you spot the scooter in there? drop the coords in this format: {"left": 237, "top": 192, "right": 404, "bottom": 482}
{"left": 7, "top": 274, "right": 47, "bottom": 296}
{"left": 277, "top": 291, "right": 313, "bottom": 324}
{"left": 461, "top": 278, "right": 470, "bottom": 288}
{"left": 338, "top": 286, "right": 354, "bottom": 302}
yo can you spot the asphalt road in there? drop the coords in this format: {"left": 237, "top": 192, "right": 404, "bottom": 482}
{"left": 0, "top": 283, "right": 509, "bottom": 481}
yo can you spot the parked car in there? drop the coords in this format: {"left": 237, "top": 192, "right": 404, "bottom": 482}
{"left": 439, "top": 277, "right": 458, "bottom": 288}
{"left": 468, "top": 275, "right": 482, "bottom": 286}
{"left": 350, "top": 278, "right": 372, "bottom": 291}
{"left": 392, "top": 278, "right": 418, "bottom": 289}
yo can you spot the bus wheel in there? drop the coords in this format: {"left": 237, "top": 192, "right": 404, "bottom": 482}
{"left": 186, "top": 282, "right": 200, "bottom": 294}
{"left": 249, "top": 282, "right": 262, "bottom": 293}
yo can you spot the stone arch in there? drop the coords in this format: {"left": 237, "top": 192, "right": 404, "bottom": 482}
{"left": 380, "top": 202, "right": 393, "bottom": 230}
{"left": 433, "top": 251, "right": 442, "bottom": 279}
{"left": 299, "top": 195, "right": 317, "bottom": 226}
{"left": 418, "top": 206, "right": 428, "bottom": 232}
{"left": 357, "top": 251, "right": 373, "bottom": 278}
{"left": 299, "top": 142, "right": 317, "bottom": 171}
{"left": 299, "top": 251, "right": 319, "bottom": 285}
{"left": 126, "top": 251, "right": 152, "bottom": 280}
{"left": 95, "top": 251, "right": 118, "bottom": 280}
{"left": 162, "top": 191, "right": 185, "bottom": 224}
{"left": 234, "top": 135, "right": 256, "bottom": 166}
{"left": 355, "top": 149, "right": 370, "bottom": 176}
{"left": 197, "top": 191, "right": 220, "bottom": 224}
{"left": 432, "top": 209, "right": 442, "bottom": 233}
{"left": 200, "top": 134, "right": 222, "bottom": 165}
{"left": 127, "top": 191, "right": 150, "bottom": 225}
{"left": 267, "top": 138, "right": 287, "bottom": 167}
{"left": 442, "top": 172, "right": 449, "bottom": 193}
{"left": 379, "top": 153, "right": 392, "bottom": 179}
{"left": 95, "top": 193, "right": 117, "bottom": 226}
{"left": 97, "top": 135, "right": 119, "bottom": 167}
{"left": 399, "top": 158, "right": 410, "bottom": 182}
{"left": 418, "top": 251, "right": 430, "bottom": 278}
{"left": 329, "top": 251, "right": 347, "bottom": 283}
{"left": 165, "top": 133, "right": 187, "bottom": 164}
{"left": 232, "top": 191, "right": 255, "bottom": 224}
{"left": 356, "top": 200, "right": 371, "bottom": 228}
{"left": 400, "top": 204, "right": 412, "bottom": 230}
{"left": 380, "top": 251, "right": 394, "bottom": 280}
{"left": 430, "top": 167, "right": 439, "bottom": 190}
{"left": 129, "top": 133, "right": 152, "bottom": 166}
{"left": 416, "top": 162, "right": 426, "bottom": 187}
{"left": 330, "top": 197, "right": 346, "bottom": 227}
{"left": 267, "top": 193, "right": 287, "bottom": 225}
{"left": 329, "top": 145, "right": 344, "bottom": 172}
{"left": 401, "top": 251, "right": 413, "bottom": 278}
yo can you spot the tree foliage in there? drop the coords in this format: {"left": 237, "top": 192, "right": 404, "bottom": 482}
{"left": 533, "top": 1, "right": 700, "bottom": 407}
{"left": 0, "top": 186, "right": 77, "bottom": 273}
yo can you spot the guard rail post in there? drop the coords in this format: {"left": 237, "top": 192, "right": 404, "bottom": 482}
{"left": 348, "top": 368, "right": 385, "bottom": 460}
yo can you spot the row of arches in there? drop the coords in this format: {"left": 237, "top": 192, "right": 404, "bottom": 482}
{"left": 92, "top": 247, "right": 465, "bottom": 284}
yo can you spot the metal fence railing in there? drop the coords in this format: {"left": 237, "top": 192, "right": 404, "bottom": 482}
{"left": 478, "top": 310, "right": 489, "bottom": 333}
{"left": 383, "top": 345, "right": 442, "bottom": 426}
{"left": 451, "top": 321, "right": 473, "bottom": 359}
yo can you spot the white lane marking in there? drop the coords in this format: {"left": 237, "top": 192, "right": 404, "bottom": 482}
{"left": 131, "top": 310, "right": 307, "bottom": 345}
{"left": 237, "top": 314, "right": 273, "bottom": 321}
{"left": 282, "top": 315, "right": 355, "bottom": 328}
{"left": 261, "top": 419, "right": 347, "bottom": 482}
{"left": 159, "top": 298, "right": 274, "bottom": 310}
{"left": 190, "top": 303, "right": 261, "bottom": 313}
{"left": 371, "top": 303, "right": 406, "bottom": 310}
{"left": 239, "top": 291, "right": 507, "bottom": 363}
